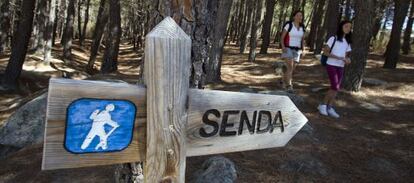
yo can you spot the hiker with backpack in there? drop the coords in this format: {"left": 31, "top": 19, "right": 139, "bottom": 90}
{"left": 280, "top": 10, "right": 305, "bottom": 93}
{"left": 318, "top": 20, "right": 353, "bottom": 118}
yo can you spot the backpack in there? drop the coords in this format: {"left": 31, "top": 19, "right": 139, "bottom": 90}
{"left": 320, "top": 36, "right": 337, "bottom": 66}
{"left": 282, "top": 21, "right": 305, "bottom": 49}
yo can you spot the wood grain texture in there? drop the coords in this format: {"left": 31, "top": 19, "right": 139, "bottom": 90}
{"left": 42, "top": 78, "right": 146, "bottom": 170}
{"left": 186, "top": 89, "right": 308, "bottom": 157}
{"left": 144, "top": 17, "right": 191, "bottom": 183}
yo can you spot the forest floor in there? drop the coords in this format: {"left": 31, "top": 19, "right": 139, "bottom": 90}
{"left": 0, "top": 41, "right": 413, "bottom": 183}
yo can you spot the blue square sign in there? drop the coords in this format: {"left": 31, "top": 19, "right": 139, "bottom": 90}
{"left": 64, "top": 98, "right": 136, "bottom": 154}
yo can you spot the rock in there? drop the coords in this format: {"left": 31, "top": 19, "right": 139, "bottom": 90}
{"left": 367, "top": 157, "right": 399, "bottom": 178}
{"left": 0, "top": 92, "right": 47, "bottom": 148}
{"left": 272, "top": 61, "right": 287, "bottom": 76}
{"left": 299, "top": 123, "right": 314, "bottom": 135}
{"left": 190, "top": 156, "right": 237, "bottom": 183}
{"left": 0, "top": 144, "right": 20, "bottom": 159}
{"left": 311, "top": 87, "right": 327, "bottom": 93}
{"left": 239, "top": 88, "right": 256, "bottom": 93}
{"left": 363, "top": 78, "right": 387, "bottom": 86}
{"left": 259, "top": 90, "right": 305, "bottom": 108}
{"left": 279, "top": 154, "right": 328, "bottom": 176}
{"left": 360, "top": 102, "right": 382, "bottom": 112}
{"left": 294, "top": 123, "right": 319, "bottom": 143}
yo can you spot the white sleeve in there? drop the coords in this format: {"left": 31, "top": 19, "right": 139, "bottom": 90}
{"left": 347, "top": 44, "right": 352, "bottom": 52}
{"left": 325, "top": 36, "right": 335, "bottom": 48}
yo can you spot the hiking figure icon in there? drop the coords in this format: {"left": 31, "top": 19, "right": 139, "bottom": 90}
{"left": 81, "top": 104, "right": 120, "bottom": 150}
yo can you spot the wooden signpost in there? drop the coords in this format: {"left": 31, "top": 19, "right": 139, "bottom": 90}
{"left": 42, "top": 17, "right": 308, "bottom": 182}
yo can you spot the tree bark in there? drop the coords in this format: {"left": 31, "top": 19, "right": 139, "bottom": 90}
{"left": 239, "top": 0, "right": 254, "bottom": 54}
{"left": 301, "top": 0, "right": 307, "bottom": 13}
{"left": 248, "top": 0, "right": 264, "bottom": 62}
{"left": 314, "top": 0, "right": 340, "bottom": 54}
{"left": 402, "top": 0, "right": 414, "bottom": 54}
{"left": 11, "top": 0, "right": 22, "bottom": 49}
{"left": 1, "top": 0, "right": 36, "bottom": 89}
{"left": 100, "top": 0, "right": 121, "bottom": 73}
{"left": 232, "top": 0, "right": 244, "bottom": 43}
{"left": 44, "top": 0, "right": 57, "bottom": 63}
{"left": 62, "top": 0, "right": 76, "bottom": 60}
{"left": 51, "top": 0, "right": 60, "bottom": 46}
{"left": 274, "top": 0, "right": 288, "bottom": 44}
{"left": 35, "top": 0, "right": 48, "bottom": 54}
{"left": 77, "top": 0, "right": 83, "bottom": 44}
{"left": 0, "top": 0, "right": 11, "bottom": 54}
{"left": 292, "top": 0, "right": 300, "bottom": 12}
{"left": 344, "top": 0, "right": 352, "bottom": 20}
{"left": 384, "top": 0, "right": 411, "bottom": 69}
{"left": 260, "top": 0, "right": 276, "bottom": 54}
{"left": 343, "top": 0, "right": 375, "bottom": 91}
{"left": 372, "top": 0, "right": 391, "bottom": 41}
{"left": 86, "top": 0, "right": 108, "bottom": 72}
{"left": 235, "top": 0, "right": 246, "bottom": 45}
{"left": 57, "top": 0, "right": 66, "bottom": 43}
{"left": 307, "top": 0, "right": 326, "bottom": 51}
{"left": 205, "top": 0, "right": 233, "bottom": 83}
{"left": 80, "top": 0, "right": 90, "bottom": 46}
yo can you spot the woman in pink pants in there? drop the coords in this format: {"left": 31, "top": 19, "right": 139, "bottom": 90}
{"left": 318, "top": 20, "right": 353, "bottom": 118}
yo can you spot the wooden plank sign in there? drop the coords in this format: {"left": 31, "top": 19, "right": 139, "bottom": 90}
{"left": 186, "top": 89, "right": 307, "bottom": 156}
{"left": 143, "top": 17, "right": 191, "bottom": 183}
{"left": 42, "top": 78, "right": 146, "bottom": 170}
{"left": 42, "top": 17, "right": 308, "bottom": 182}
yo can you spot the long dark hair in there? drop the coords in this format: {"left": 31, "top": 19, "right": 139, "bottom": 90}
{"left": 336, "top": 20, "right": 352, "bottom": 44}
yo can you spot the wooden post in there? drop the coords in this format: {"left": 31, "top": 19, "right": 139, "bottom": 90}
{"left": 144, "top": 17, "right": 191, "bottom": 183}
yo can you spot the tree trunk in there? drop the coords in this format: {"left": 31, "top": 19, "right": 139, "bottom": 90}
{"left": 44, "top": 0, "right": 57, "bottom": 63}
{"left": 307, "top": 0, "right": 326, "bottom": 51}
{"left": 274, "top": 0, "right": 288, "bottom": 44}
{"left": 35, "top": 0, "right": 48, "bottom": 54}
{"left": 260, "top": 0, "right": 276, "bottom": 54}
{"left": 81, "top": 0, "right": 90, "bottom": 45}
{"left": 239, "top": 0, "right": 254, "bottom": 54}
{"left": 51, "top": 0, "right": 60, "bottom": 46}
{"left": 343, "top": 0, "right": 375, "bottom": 92}
{"left": 292, "top": 0, "right": 300, "bottom": 12}
{"left": 314, "top": 0, "right": 340, "bottom": 54}
{"left": 344, "top": 0, "right": 352, "bottom": 20}
{"left": 57, "top": 0, "right": 66, "bottom": 43}
{"left": 100, "top": 0, "right": 121, "bottom": 73}
{"left": 301, "top": 0, "right": 307, "bottom": 13}
{"left": 402, "top": 0, "right": 414, "bottom": 54}
{"left": 205, "top": 0, "right": 233, "bottom": 83}
{"left": 372, "top": 0, "right": 391, "bottom": 41}
{"left": 86, "top": 0, "right": 108, "bottom": 72}
{"left": 305, "top": 0, "right": 315, "bottom": 28}
{"left": 0, "top": 0, "right": 11, "bottom": 54}
{"left": 384, "top": 0, "right": 411, "bottom": 69}
{"left": 232, "top": 0, "right": 244, "bottom": 43}
{"left": 235, "top": 0, "right": 246, "bottom": 45}
{"left": 11, "top": 0, "right": 22, "bottom": 49}
{"left": 248, "top": 0, "right": 264, "bottom": 62}
{"left": 1, "top": 0, "right": 36, "bottom": 89}
{"left": 77, "top": 0, "right": 82, "bottom": 45}
{"left": 62, "top": 0, "right": 76, "bottom": 60}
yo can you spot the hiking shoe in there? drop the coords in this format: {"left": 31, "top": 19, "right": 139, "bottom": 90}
{"left": 318, "top": 104, "right": 328, "bottom": 116}
{"left": 327, "top": 107, "right": 340, "bottom": 118}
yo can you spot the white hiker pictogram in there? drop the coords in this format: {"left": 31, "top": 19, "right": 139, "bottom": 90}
{"left": 81, "top": 104, "right": 120, "bottom": 150}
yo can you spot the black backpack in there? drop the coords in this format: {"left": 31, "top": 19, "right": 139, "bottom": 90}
{"left": 320, "top": 36, "right": 337, "bottom": 66}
